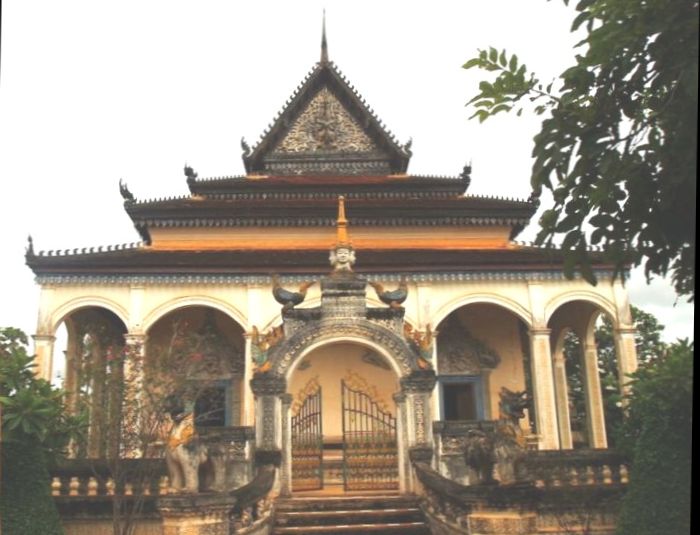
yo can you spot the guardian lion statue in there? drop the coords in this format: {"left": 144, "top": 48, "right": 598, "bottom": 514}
{"left": 164, "top": 395, "right": 226, "bottom": 493}
{"left": 493, "top": 387, "right": 529, "bottom": 483}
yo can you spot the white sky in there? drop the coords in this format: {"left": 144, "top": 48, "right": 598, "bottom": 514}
{"left": 0, "top": 1, "right": 693, "bottom": 343}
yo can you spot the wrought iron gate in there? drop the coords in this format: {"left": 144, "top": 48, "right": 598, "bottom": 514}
{"left": 341, "top": 379, "right": 398, "bottom": 491}
{"left": 291, "top": 385, "right": 323, "bottom": 491}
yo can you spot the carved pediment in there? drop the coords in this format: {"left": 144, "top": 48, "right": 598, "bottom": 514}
{"left": 272, "top": 88, "right": 379, "bottom": 155}
{"left": 437, "top": 316, "right": 500, "bottom": 375}
{"left": 243, "top": 62, "right": 410, "bottom": 176}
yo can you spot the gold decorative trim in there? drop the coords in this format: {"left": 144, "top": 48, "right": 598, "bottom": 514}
{"left": 343, "top": 370, "right": 390, "bottom": 413}
{"left": 291, "top": 376, "right": 321, "bottom": 416}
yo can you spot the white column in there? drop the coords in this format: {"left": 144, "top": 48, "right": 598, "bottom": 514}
{"left": 552, "top": 351, "right": 573, "bottom": 450}
{"left": 614, "top": 327, "right": 639, "bottom": 398}
{"left": 528, "top": 329, "right": 560, "bottom": 450}
{"left": 244, "top": 283, "right": 266, "bottom": 426}
{"left": 582, "top": 339, "right": 608, "bottom": 448}
{"left": 32, "top": 334, "right": 56, "bottom": 382}
{"left": 122, "top": 333, "right": 146, "bottom": 457}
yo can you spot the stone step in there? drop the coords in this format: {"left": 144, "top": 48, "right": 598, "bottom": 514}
{"left": 272, "top": 522, "right": 431, "bottom": 535}
{"left": 272, "top": 495, "right": 431, "bottom": 535}
{"left": 275, "top": 494, "right": 415, "bottom": 512}
{"left": 276, "top": 507, "right": 425, "bottom": 527}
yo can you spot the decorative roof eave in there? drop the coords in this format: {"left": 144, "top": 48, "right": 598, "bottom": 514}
{"left": 186, "top": 173, "right": 469, "bottom": 196}
{"left": 26, "top": 246, "right": 614, "bottom": 276}
{"left": 130, "top": 216, "right": 533, "bottom": 229}
{"left": 241, "top": 61, "right": 411, "bottom": 175}
{"left": 34, "top": 269, "right": 620, "bottom": 286}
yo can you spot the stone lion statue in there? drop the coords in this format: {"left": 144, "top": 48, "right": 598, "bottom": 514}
{"left": 163, "top": 394, "right": 226, "bottom": 493}
{"left": 464, "top": 428, "right": 496, "bottom": 485}
{"left": 494, "top": 387, "right": 529, "bottom": 483}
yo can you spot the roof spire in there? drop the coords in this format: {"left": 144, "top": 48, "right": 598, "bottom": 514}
{"left": 320, "top": 9, "right": 329, "bottom": 64}
{"left": 336, "top": 195, "right": 349, "bottom": 246}
{"left": 330, "top": 196, "right": 356, "bottom": 272}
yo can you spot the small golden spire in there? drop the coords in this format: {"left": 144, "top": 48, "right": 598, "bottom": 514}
{"left": 336, "top": 195, "right": 350, "bottom": 246}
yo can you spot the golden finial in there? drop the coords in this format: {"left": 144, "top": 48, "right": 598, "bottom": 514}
{"left": 336, "top": 195, "right": 350, "bottom": 246}
{"left": 329, "top": 196, "right": 356, "bottom": 272}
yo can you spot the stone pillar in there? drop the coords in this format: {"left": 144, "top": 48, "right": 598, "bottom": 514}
{"left": 468, "top": 511, "right": 537, "bottom": 535}
{"left": 122, "top": 333, "right": 146, "bottom": 457}
{"left": 250, "top": 373, "right": 285, "bottom": 493}
{"left": 279, "top": 393, "right": 293, "bottom": 496}
{"left": 528, "top": 329, "right": 560, "bottom": 450}
{"left": 552, "top": 351, "right": 573, "bottom": 450}
{"left": 160, "top": 497, "right": 232, "bottom": 535}
{"left": 614, "top": 327, "right": 639, "bottom": 398}
{"left": 32, "top": 334, "right": 56, "bottom": 382}
{"left": 244, "top": 283, "right": 266, "bottom": 426}
{"left": 393, "top": 392, "right": 409, "bottom": 493}
{"left": 400, "top": 370, "right": 437, "bottom": 493}
{"left": 582, "top": 339, "right": 608, "bottom": 448}
{"left": 400, "top": 370, "right": 437, "bottom": 448}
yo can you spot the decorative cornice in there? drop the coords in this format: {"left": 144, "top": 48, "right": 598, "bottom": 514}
{"left": 400, "top": 369, "right": 437, "bottom": 393}
{"left": 34, "top": 270, "right": 618, "bottom": 286}
{"left": 132, "top": 215, "right": 531, "bottom": 229}
{"left": 250, "top": 373, "right": 286, "bottom": 395}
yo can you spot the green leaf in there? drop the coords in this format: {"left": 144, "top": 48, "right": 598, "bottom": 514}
{"left": 462, "top": 58, "right": 482, "bottom": 70}
{"left": 509, "top": 54, "right": 518, "bottom": 72}
{"left": 488, "top": 47, "right": 498, "bottom": 62}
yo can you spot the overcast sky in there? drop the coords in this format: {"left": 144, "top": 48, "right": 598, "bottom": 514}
{"left": 0, "top": 1, "right": 693, "bottom": 343}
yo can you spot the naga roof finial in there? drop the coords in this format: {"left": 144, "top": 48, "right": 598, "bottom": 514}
{"left": 320, "top": 9, "right": 329, "bottom": 64}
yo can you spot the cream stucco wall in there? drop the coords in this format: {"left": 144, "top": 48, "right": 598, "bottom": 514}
{"left": 34, "top": 273, "right": 637, "bottom": 450}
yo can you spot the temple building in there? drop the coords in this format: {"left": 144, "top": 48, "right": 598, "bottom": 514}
{"left": 26, "top": 24, "right": 636, "bottom": 535}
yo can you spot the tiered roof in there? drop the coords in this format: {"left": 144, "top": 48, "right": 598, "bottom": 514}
{"left": 26, "top": 26, "right": 610, "bottom": 280}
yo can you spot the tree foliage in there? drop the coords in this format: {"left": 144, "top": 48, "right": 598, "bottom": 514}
{"left": 0, "top": 327, "right": 83, "bottom": 455}
{"left": 615, "top": 339, "right": 692, "bottom": 534}
{"left": 464, "top": 0, "right": 698, "bottom": 299}
{"left": 1, "top": 327, "right": 83, "bottom": 535}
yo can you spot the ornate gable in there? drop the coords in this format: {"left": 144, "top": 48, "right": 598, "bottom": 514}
{"left": 242, "top": 33, "right": 411, "bottom": 176}
{"left": 273, "top": 87, "right": 378, "bottom": 155}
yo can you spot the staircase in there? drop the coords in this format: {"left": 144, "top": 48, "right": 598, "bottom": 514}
{"left": 272, "top": 494, "right": 432, "bottom": 534}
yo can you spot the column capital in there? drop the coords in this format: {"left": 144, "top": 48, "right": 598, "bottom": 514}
{"left": 32, "top": 334, "right": 56, "bottom": 343}
{"left": 400, "top": 370, "right": 437, "bottom": 393}
{"left": 250, "top": 373, "right": 286, "bottom": 396}
{"left": 529, "top": 328, "right": 551, "bottom": 337}
{"left": 124, "top": 332, "right": 146, "bottom": 344}
{"left": 614, "top": 326, "right": 637, "bottom": 335}
{"left": 393, "top": 392, "right": 407, "bottom": 404}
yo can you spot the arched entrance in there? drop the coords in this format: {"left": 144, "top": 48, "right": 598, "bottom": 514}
{"left": 287, "top": 342, "right": 400, "bottom": 492}
{"left": 250, "top": 272, "right": 437, "bottom": 496}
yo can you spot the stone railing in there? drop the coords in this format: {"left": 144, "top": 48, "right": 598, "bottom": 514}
{"left": 413, "top": 448, "right": 629, "bottom": 535}
{"left": 229, "top": 462, "right": 277, "bottom": 533}
{"left": 50, "top": 458, "right": 168, "bottom": 498}
{"left": 516, "top": 449, "right": 629, "bottom": 488}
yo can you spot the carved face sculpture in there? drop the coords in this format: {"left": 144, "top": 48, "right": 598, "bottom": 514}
{"left": 330, "top": 246, "right": 355, "bottom": 271}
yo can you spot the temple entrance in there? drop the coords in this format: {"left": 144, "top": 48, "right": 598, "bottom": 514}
{"left": 288, "top": 343, "right": 400, "bottom": 493}
{"left": 341, "top": 378, "right": 398, "bottom": 491}
{"left": 291, "top": 382, "right": 323, "bottom": 490}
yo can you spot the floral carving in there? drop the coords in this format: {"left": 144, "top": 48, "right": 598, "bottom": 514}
{"left": 274, "top": 88, "right": 377, "bottom": 154}
{"left": 437, "top": 316, "right": 500, "bottom": 374}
